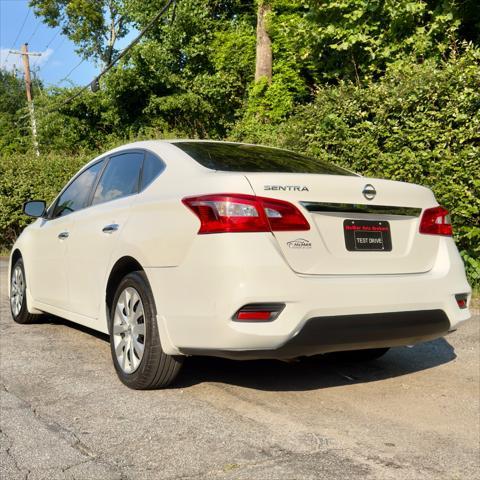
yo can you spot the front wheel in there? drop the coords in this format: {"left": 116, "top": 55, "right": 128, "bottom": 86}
{"left": 109, "top": 271, "right": 183, "bottom": 389}
{"left": 10, "top": 258, "right": 43, "bottom": 324}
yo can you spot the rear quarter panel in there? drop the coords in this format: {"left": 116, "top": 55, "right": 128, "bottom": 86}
{"left": 115, "top": 154, "right": 256, "bottom": 268}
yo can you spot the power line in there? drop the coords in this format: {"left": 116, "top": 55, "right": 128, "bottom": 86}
{"left": 33, "top": 32, "right": 66, "bottom": 88}
{"left": 41, "top": 0, "right": 176, "bottom": 114}
{"left": 58, "top": 58, "right": 87, "bottom": 86}
{"left": 45, "top": 29, "right": 59, "bottom": 50}
{"left": 18, "top": 33, "right": 66, "bottom": 97}
{"left": 40, "top": 34, "right": 66, "bottom": 73}
{"left": 26, "top": 27, "right": 61, "bottom": 82}
{"left": 5, "top": 7, "right": 31, "bottom": 63}
{"left": 32, "top": 70, "right": 44, "bottom": 97}
{"left": 26, "top": 21, "right": 42, "bottom": 44}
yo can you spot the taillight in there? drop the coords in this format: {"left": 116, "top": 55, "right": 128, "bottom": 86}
{"left": 419, "top": 206, "right": 453, "bottom": 236}
{"left": 182, "top": 194, "right": 310, "bottom": 234}
{"left": 261, "top": 197, "right": 311, "bottom": 231}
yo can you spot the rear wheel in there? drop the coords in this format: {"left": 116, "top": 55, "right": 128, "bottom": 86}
{"left": 10, "top": 258, "right": 43, "bottom": 324}
{"left": 109, "top": 271, "right": 183, "bottom": 389}
{"left": 324, "top": 348, "right": 390, "bottom": 362}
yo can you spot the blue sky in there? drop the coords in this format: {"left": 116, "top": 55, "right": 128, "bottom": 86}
{"left": 0, "top": 0, "right": 135, "bottom": 87}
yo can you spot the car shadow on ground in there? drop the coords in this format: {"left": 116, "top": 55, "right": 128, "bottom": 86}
{"left": 40, "top": 315, "right": 456, "bottom": 392}
{"left": 174, "top": 338, "right": 456, "bottom": 391}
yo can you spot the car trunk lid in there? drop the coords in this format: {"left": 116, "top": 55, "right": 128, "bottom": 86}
{"left": 245, "top": 173, "right": 439, "bottom": 275}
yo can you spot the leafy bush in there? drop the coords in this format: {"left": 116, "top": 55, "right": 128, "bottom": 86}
{"left": 232, "top": 48, "right": 480, "bottom": 286}
{"left": 0, "top": 153, "right": 88, "bottom": 249}
{"left": 1, "top": 47, "right": 478, "bottom": 287}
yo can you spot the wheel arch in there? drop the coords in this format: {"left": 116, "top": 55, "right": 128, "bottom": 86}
{"left": 105, "top": 256, "right": 144, "bottom": 314}
{"left": 8, "top": 248, "right": 23, "bottom": 292}
{"left": 8, "top": 247, "right": 43, "bottom": 316}
{"left": 103, "top": 255, "right": 180, "bottom": 356}
{"left": 11, "top": 248, "right": 22, "bottom": 266}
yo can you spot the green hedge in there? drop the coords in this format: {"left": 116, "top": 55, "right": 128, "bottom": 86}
{"left": 232, "top": 50, "right": 480, "bottom": 287}
{"left": 1, "top": 51, "right": 479, "bottom": 286}
{"left": 0, "top": 154, "right": 88, "bottom": 248}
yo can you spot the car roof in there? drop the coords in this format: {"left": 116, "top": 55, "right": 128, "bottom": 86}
{"left": 84, "top": 139, "right": 286, "bottom": 169}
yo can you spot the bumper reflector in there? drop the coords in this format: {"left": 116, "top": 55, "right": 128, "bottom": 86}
{"left": 233, "top": 303, "right": 285, "bottom": 322}
{"left": 455, "top": 294, "right": 468, "bottom": 309}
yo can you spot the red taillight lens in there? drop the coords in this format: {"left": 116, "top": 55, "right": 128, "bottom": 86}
{"left": 419, "top": 206, "right": 453, "bottom": 236}
{"left": 261, "top": 196, "right": 310, "bottom": 231}
{"left": 182, "top": 194, "right": 310, "bottom": 234}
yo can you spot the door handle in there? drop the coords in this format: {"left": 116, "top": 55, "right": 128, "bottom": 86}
{"left": 58, "top": 231, "right": 69, "bottom": 239}
{"left": 102, "top": 224, "right": 119, "bottom": 234}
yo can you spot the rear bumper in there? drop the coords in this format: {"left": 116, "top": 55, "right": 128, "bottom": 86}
{"left": 145, "top": 234, "right": 472, "bottom": 357}
{"left": 180, "top": 310, "right": 450, "bottom": 359}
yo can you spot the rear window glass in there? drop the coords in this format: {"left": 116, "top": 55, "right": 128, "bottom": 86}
{"left": 141, "top": 152, "right": 165, "bottom": 189}
{"left": 175, "top": 142, "right": 355, "bottom": 176}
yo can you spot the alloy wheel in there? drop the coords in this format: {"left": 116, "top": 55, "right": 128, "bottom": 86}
{"left": 112, "top": 287, "right": 146, "bottom": 374}
{"left": 10, "top": 265, "right": 25, "bottom": 317}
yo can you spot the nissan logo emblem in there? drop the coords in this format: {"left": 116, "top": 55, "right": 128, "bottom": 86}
{"left": 362, "top": 184, "right": 376, "bottom": 200}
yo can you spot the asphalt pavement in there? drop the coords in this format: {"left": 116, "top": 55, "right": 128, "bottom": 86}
{"left": 1, "top": 258, "right": 479, "bottom": 479}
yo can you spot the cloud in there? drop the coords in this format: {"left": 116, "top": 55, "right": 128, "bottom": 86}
{"left": 0, "top": 47, "right": 53, "bottom": 73}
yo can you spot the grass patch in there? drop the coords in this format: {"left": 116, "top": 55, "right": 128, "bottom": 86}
{"left": 471, "top": 288, "right": 480, "bottom": 310}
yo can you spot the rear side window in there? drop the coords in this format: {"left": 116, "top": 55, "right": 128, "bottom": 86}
{"left": 92, "top": 152, "right": 143, "bottom": 206}
{"left": 141, "top": 152, "right": 165, "bottom": 189}
{"left": 175, "top": 142, "right": 355, "bottom": 176}
{"left": 53, "top": 160, "right": 105, "bottom": 218}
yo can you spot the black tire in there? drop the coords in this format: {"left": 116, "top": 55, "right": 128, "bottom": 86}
{"left": 109, "top": 271, "right": 183, "bottom": 389}
{"left": 10, "top": 258, "right": 43, "bottom": 324}
{"left": 324, "top": 347, "right": 390, "bottom": 363}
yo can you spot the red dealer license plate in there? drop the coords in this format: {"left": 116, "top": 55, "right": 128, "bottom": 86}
{"left": 343, "top": 219, "right": 392, "bottom": 252}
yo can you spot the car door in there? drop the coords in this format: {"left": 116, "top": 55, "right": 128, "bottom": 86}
{"left": 28, "top": 160, "right": 105, "bottom": 310}
{"left": 66, "top": 150, "right": 144, "bottom": 320}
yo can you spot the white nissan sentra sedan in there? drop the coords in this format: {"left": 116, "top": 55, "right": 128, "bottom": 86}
{"left": 9, "top": 140, "right": 472, "bottom": 389}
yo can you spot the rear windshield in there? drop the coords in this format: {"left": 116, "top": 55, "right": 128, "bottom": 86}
{"left": 175, "top": 142, "right": 355, "bottom": 176}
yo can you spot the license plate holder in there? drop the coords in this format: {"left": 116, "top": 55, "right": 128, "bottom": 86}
{"left": 344, "top": 219, "right": 392, "bottom": 252}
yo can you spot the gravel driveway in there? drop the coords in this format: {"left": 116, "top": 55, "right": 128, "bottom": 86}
{"left": 1, "top": 258, "right": 479, "bottom": 479}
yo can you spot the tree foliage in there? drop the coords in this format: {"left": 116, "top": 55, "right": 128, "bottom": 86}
{"left": 0, "top": 70, "right": 44, "bottom": 154}
{"left": 232, "top": 47, "right": 480, "bottom": 285}
{"left": 1, "top": 0, "right": 479, "bottom": 284}
{"left": 30, "top": 0, "right": 129, "bottom": 64}
{"left": 112, "top": 0, "right": 257, "bottom": 137}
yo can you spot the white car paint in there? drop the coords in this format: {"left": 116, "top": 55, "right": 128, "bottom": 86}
{"left": 9, "top": 140, "right": 472, "bottom": 358}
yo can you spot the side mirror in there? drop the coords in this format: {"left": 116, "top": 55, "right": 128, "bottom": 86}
{"left": 23, "top": 200, "right": 46, "bottom": 218}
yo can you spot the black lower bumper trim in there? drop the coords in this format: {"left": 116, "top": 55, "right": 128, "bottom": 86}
{"left": 180, "top": 309, "right": 450, "bottom": 360}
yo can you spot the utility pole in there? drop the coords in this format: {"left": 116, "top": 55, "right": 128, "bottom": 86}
{"left": 9, "top": 43, "right": 41, "bottom": 156}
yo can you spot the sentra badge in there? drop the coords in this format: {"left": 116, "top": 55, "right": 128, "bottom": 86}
{"left": 264, "top": 185, "right": 309, "bottom": 192}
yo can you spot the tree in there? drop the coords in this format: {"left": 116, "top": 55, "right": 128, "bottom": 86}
{"left": 298, "top": 0, "right": 480, "bottom": 83}
{"left": 22, "top": 0, "right": 480, "bottom": 141}
{"left": 100, "top": 0, "right": 257, "bottom": 138}
{"left": 255, "top": 1, "right": 272, "bottom": 82}
{"left": 30, "top": 0, "right": 130, "bottom": 65}
{"left": 0, "top": 69, "right": 30, "bottom": 154}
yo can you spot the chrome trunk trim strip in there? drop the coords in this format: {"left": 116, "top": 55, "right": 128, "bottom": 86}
{"left": 300, "top": 202, "right": 422, "bottom": 217}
